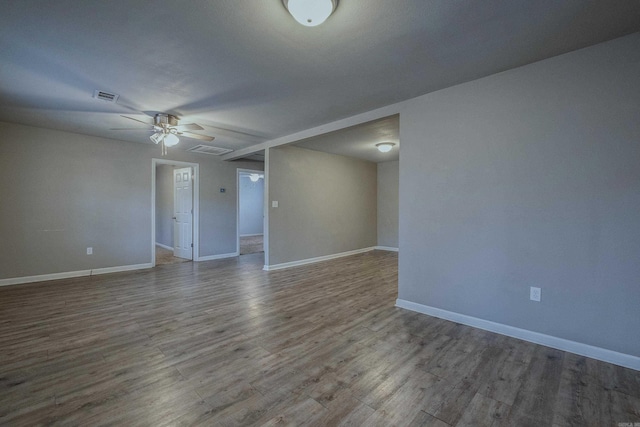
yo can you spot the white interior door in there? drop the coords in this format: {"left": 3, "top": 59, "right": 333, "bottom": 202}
{"left": 173, "top": 167, "right": 193, "bottom": 260}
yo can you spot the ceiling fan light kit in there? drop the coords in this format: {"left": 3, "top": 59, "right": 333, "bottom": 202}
{"left": 150, "top": 131, "right": 180, "bottom": 156}
{"left": 283, "top": 0, "right": 338, "bottom": 27}
{"left": 117, "top": 113, "right": 215, "bottom": 156}
{"left": 148, "top": 114, "right": 181, "bottom": 156}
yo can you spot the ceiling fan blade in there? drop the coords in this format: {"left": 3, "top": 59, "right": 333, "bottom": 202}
{"left": 180, "top": 132, "right": 215, "bottom": 142}
{"left": 111, "top": 127, "right": 153, "bottom": 131}
{"left": 121, "top": 115, "right": 152, "bottom": 125}
{"left": 175, "top": 123, "right": 204, "bottom": 132}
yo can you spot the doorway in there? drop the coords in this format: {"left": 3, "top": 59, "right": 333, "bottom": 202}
{"left": 151, "top": 159, "right": 200, "bottom": 266}
{"left": 237, "top": 169, "right": 265, "bottom": 256}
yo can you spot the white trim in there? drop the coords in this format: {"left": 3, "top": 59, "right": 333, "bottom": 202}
{"left": 152, "top": 159, "right": 200, "bottom": 267}
{"left": 395, "top": 299, "right": 640, "bottom": 371}
{"left": 0, "top": 270, "right": 90, "bottom": 287}
{"left": 0, "top": 263, "right": 152, "bottom": 287}
{"left": 155, "top": 242, "right": 173, "bottom": 251}
{"left": 374, "top": 246, "right": 399, "bottom": 252}
{"left": 263, "top": 149, "right": 270, "bottom": 266}
{"left": 264, "top": 247, "right": 375, "bottom": 271}
{"left": 197, "top": 252, "right": 239, "bottom": 262}
{"left": 91, "top": 263, "right": 153, "bottom": 275}
{"left": 222, "top": 103, "right": 404, "bottom": 161}
{"left": 240, "top": 233, "right": 264, "bottom": 237}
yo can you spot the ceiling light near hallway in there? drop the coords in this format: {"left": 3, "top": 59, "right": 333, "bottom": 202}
{"left": 376, "top": 142, "right": 395, "bottom": 153}
{"left": 249, "top": 174, "right": 264, "bottom": 182}
{"left": 283, "top": 0, "right": 338, "bottom": 27}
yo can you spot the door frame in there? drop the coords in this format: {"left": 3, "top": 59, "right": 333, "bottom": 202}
{"left": 236, "top": 168, "right": 265, "bottom": 256}
{"left": 151, "top": 159, "right": 200, "bottom": 266}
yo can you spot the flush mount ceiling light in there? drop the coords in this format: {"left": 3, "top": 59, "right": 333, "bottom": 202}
{"left": 283, "top": 0, "right": 338, "bottom": 27}
{"left": 249, "top": 173, "right": 265, "bottom": 182}
{"left": 376, "top": 142, "right": 396, "bottom": 153}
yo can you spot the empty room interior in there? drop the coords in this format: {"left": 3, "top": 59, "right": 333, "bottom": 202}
{"left": 1, "top": 1, "right": 639, "bottom": 425}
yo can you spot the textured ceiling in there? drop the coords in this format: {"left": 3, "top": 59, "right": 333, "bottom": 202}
{"left": 294, "top": 115, "right": 399, "bottom": 163}
{"left": 1, "top": 1, "right": 639, "bottom": 154}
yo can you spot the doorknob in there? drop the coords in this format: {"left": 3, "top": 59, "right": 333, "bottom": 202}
{"left": 172, "top": 216, "right": 177, "bottom": 220}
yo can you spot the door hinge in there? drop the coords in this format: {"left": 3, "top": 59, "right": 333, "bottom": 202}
{"left": 191, "top": 243, "right": 193, "bottom": 248}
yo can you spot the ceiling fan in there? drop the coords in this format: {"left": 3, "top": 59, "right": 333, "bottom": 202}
{"left": 114, "top": 113, "right": 215, "bottom": 155}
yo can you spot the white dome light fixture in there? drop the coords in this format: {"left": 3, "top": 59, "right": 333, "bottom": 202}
{"left": 376, "top": 142, "right": 396, "bottom": 153}
{"left": 249, "top": 173, "right": 264, "bottom": 182}
{"left": 283, "top": 0, "right": 338, "bottom": 27}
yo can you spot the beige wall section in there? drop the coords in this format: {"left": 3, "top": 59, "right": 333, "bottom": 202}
{"left": 0, "top": 122, "right": 261, "bottom": 280}
{"left": 377, "top": 160, "right": 399, "bottom": 248}
{"left": 268, "top": 146, "right": 377, "bottom": 266}
{"left": 155, "top": 164, "right": 174, "bottom": 248}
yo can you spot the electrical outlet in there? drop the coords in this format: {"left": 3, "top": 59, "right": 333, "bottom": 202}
{"left": 530, "top": 286, "right": 541, "bottom": 302}
{"left": 87, "top": 247, "right": 93, "bottom": 255}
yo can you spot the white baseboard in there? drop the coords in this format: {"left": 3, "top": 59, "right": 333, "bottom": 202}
{"left": 395, "top": 299, "right": 640, "bottom": 371}
{"left": 0, "top": 263, "right": 153, "bottom": 287}
{"left": 240, "top": 233, "right": 264, "bottom": 237}
{"left": 92, "top": 263, "right": 153, "bottom": 275}
{"left": 155, "top": 242, "right": 173, "bottom": 251}
{"left": 0, "top": 270, "right": 91, "bottom": 287}
{"left": 374, "top": 246, "right": 399, "bottom": 252}
{"left": 197, "top": 252, "right": 238, "bottom": 262}
{"left": 264, "top": 247, "right": 375, "bottom": 271}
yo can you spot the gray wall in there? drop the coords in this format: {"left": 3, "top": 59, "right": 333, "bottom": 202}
{"left": 0, "top": 122, "right": 261, "bottom": 279}
{"left": 268, "top": 146, "right": 377, "bottom": 265}
{"left": 377, "top": 160, "right": 399, "bottom": 248}
{"left": 398, "top": 34, "right": 640, "bottom": 356}
{"left": 155, "top": 164, "right": 174, "bottom": 248}
{"left": 199, "top": 161, "right": 263, "bottom": 257}
{"left": 239, "top": 174, "right": 264, "bottom": 236}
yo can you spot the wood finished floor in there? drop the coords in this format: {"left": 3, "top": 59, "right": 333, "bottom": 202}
{"left": 240, "top": 235, "right": 264, "bottom": 256}
{"left": 1, "top": 251, "right": 639, "bottom": 426}
{"left": 155, "top": 246, "right": 191, "bottom": 266}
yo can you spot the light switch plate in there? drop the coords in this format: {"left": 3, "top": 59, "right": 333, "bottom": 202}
{"left": 272, "top": 201, "right": 279, "bottom": 208}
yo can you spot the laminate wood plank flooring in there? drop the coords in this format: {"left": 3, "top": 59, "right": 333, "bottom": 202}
{"left": 240, "top": 236, "right": 264, "bottom": 256}
{"left": 1, "top": 251, "right": 639, "bottom": 426}
{"left": 155, "top": 245, "right": 191, "bottom": 265}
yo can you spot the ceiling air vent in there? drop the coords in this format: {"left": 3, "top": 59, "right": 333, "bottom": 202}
{"left": 93, "top": 90, "right": 119, "bottom": 103}
{"left": 187, "top": 145, "right": 234, "bottom": 156}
